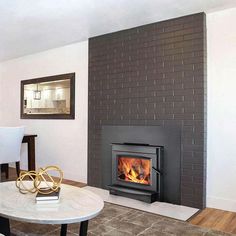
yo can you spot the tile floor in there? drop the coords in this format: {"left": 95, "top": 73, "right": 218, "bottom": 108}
{"left": 10, "top": 203, "right": 233, "bottom": 236}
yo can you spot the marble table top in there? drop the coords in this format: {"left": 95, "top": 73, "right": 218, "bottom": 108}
{"left": 0, "top": 181, "right": 104, "bottom": 224}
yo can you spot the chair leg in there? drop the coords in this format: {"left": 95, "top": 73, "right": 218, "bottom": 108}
{"left": 0, "top": 164, "right": 1, "bottom": 182}
{"left": 16, "top": 162, "right": 20, "bottom": 177}
{"left": 5, "top": 164, "right": 9, "bottom": 179}
{"left": 1, "top": 164, "right": 9, "bottom": 179}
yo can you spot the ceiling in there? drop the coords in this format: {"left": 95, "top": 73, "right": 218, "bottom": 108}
{"left": 0, "top": 0, "right": 236, "bottom": 62}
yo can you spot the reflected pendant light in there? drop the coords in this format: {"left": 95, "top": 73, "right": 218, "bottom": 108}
{"left": 33, "top": 84, "right": 41, "bottom": 100}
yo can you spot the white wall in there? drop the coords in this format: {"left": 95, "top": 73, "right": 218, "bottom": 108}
{"left": 0, "top": 64, "right": 3, "bottom": 120}
{"left": 0, "top": 41, "right": 88, "bottom": 183}
{"left": 207, "top": 8, "right": 236, "bottom": 211}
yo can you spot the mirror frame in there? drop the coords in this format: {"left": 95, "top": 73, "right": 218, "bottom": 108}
{"left": 21, "top": 73, "right": 75, "bottom": 119}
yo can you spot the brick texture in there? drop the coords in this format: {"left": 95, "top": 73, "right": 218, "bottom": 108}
{"left": 88, "top": 13, "right": 207, "bottom": 209}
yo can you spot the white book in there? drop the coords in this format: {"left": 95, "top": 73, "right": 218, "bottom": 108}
{"left": 36, "top": 199, "right": 60, "bottom": 204}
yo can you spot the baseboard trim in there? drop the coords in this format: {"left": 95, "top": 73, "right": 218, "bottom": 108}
{"left": 207, "top": 196, "right": 236, "bottom": 212}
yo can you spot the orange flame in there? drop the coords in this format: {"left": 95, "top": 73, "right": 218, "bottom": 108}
{"left": 117, "top": 156, "right": 150, "bottom": 185}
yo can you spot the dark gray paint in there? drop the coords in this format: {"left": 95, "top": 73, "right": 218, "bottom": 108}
{"left": 88, "top": 12, "right": 207, "bottom": 208}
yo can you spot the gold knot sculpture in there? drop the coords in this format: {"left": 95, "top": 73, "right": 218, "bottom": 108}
{"left": 16, "top": 165, "right": 63, "bottom": 194}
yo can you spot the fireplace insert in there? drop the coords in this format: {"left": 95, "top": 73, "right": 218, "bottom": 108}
{"left": 108, "top": 143, "right": 163, "bottom": 203}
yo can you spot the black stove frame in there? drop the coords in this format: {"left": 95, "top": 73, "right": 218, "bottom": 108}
{"left": 108, "top": 143, "right": 164, "bottom": 203}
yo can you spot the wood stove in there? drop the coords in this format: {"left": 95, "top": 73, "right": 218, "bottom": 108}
{"left": 108, "top": 143, "right": 164, "bottom": 203}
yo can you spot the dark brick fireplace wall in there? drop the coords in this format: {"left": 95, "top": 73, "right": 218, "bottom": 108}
{"left": 88, "top": 13, "right": 207, "bottom": 209}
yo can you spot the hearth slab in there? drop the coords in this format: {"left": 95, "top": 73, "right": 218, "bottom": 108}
{"left": 83, "top": 186, "right": 199, "bottom": 221}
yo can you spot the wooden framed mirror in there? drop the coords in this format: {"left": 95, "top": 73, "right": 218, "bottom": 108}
{"left": 21, "top": 73, "right": 75, "bottom": 119}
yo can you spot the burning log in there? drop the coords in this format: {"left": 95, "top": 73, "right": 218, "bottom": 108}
{"left": 118, "top": 156, "right": 151, "bottom": 185}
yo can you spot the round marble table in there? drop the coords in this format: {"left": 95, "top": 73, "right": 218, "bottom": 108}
{"left": 0, "top": 181, "right": 104, "bottom": 236}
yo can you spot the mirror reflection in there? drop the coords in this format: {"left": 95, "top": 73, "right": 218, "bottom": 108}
{"left": 21, "top": 73, "right": 75, "bottom": 119}
{"left": 23, "top": 79, "right": 70, "bottom": 115}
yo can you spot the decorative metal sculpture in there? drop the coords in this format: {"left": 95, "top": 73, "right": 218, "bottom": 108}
{"left": 16, "top": 165, "right": 63, "bottom": 194}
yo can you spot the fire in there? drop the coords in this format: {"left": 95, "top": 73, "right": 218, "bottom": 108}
{"left": 117, "top": 156, "right": 151, "bottom": 185}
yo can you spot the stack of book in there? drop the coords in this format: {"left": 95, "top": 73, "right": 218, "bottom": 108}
{"left": 36, "top": 187, "right": 61, "bottom": 204}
